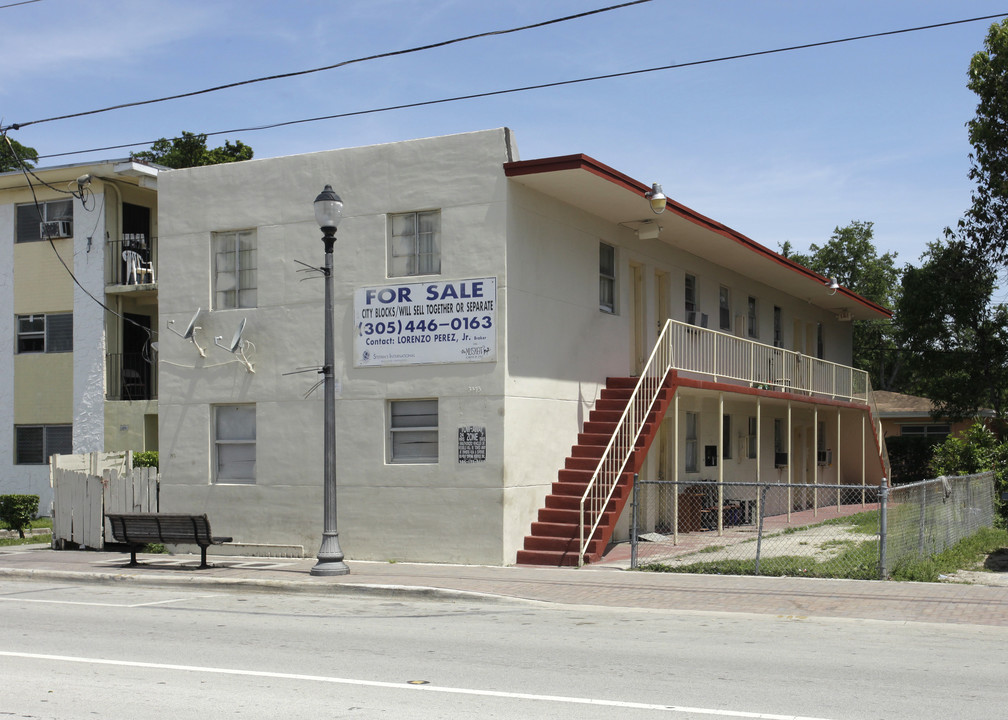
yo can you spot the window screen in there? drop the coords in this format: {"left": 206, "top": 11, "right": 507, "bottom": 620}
{"left": 214, "top": 405, "right": 256, "bottom": 483}
{"left": 389, "top": 399, "right": 438, "bottom": 463}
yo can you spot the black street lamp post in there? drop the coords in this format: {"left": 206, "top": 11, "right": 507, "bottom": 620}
{"left": 310, "top": 184, "right": 350, "bottom": 576}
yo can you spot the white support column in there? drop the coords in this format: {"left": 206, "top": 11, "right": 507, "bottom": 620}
{"left": 813, "top": 405, "right": 819, "bottom": 518}
{"left": 861, "top": 413, "right": 866, "bottom": 507}
{"left": 673, "top": 393, "right": 680, "bottom": 545}
{"left": 717, "top": 392, "right": 724, "bottom": 535}
{"left": 756, "top": 397, "right": 762, "bottom": 523}
{"left": 836, "top": 407, "right": 842, "bottom": 510}
{"left": 787, "top": 401, "right": 793, "bottom": 523}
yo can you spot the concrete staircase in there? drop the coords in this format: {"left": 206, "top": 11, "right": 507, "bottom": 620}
{"left": 516, "top": 376, "right": 675, "bottom": 566}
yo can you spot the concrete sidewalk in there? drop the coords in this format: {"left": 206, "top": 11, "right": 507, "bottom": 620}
{"left": 1, "top": 543, "right": 1007, "bottom": 627}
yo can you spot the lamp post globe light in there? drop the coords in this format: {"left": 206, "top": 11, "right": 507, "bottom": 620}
{"left": 310, "top": 184, "right": 350, "bottom": 576}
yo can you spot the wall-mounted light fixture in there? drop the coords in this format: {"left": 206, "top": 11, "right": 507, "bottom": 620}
{"left": 645, "top": 182, "right": 667, "bottom": 215}
{"left": 826, "top": 278, "right": 839, "bottom": 295}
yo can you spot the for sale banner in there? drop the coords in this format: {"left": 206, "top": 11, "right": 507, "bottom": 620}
{"left": 353, "top": 277, "right": 496, "bottom": 367}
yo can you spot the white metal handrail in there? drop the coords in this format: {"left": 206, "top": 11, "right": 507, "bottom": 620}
{"left": 579, "top": 321, "right": 674, "bottom": 566}
{"left": 577, "top": 319, "right": 883, "bottom": 566}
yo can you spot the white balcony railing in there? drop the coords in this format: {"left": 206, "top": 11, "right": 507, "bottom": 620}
{"left": 667, "top": 319, "right": 870, "bottom": 402}
{"left": 578, "top": 319, "right": 887, "bottom": 566}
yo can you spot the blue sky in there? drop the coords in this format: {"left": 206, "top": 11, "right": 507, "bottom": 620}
{"left": 3, "top": 0, "right": 1005, "bottom": 284}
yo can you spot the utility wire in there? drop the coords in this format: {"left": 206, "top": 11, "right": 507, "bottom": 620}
{"left": 0, "top": 0, "right": 43, "bottom": 9}
{"left": 1, "top": 0, "right": 652, "bottom": 132}
{"left": 35, "top": 10, "right": 1008, "bottom": 162}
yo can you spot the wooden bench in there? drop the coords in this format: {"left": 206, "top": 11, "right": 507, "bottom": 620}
{"left": 105, "top": 513, "right": 232, "bottom": 569}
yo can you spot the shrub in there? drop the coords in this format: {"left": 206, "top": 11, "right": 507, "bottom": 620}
{"left": 133, "top": 451, "right": 159, "bottom": 469}
{"left": 0, "top": 494, "right": 40, "bottom": 538}
{"left": 929, "top": 423, "right": 1008, "bottom": 526}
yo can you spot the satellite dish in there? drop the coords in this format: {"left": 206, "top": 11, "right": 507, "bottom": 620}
{"left": 229, "top": 317, "right": 247, "bottom": 353}
{"left": 167, "top": 308, "right": 206, "bottom": 357}
{"left": 181, "top": 309, "right": 200, "bottom": 339}
{"left": 214, "top": 318, "right": 255, "bottom": 373}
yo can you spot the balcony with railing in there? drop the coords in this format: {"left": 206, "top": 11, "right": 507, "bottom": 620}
{"left": 107, "top": 353, "right": 157, "bottom": 401}
{"left": 578, "top": 319, "right": 890, "bottom": 565}
{"left": 106, "top": 234, "right": 157, "bottom": 289}
{"left": 666, "top": 319, "right": 869, "bottom": 403}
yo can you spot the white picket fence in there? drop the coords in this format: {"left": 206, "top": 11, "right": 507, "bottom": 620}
{"left": 51, "top": 451, "right": 159, "bottom": 549}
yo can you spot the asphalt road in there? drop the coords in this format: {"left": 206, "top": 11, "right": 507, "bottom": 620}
{"left": 3, "top": 579, "right": 1006, "bottom": 719}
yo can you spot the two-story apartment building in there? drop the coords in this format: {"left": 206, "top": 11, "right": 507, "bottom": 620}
{"left": 0, "top": 159, "right": 160, "bottom": 512}
{"left": 155, "top": 128, "right": 890, "bottom": 565}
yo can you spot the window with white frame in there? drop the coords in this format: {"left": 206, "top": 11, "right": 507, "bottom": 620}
{"left": 389, "top": 210, "right": 441, "bottom": 277}
{"left": 685, "top": 411, "right": 698, "bottom": 472}
{"left": 719, "top": 286, "right": 731, "bottom": 330}
{"left": 747, "top": 416, "right": 757, "bottom": 459}
{"left": 214, "top": 405, "right": 256, "bottom": 483}
{"left": 747, "top": 295, "right": 759, "bottom": 338}
{"left": 816, "top": 322, "right": 824, "bottom": 359}
{"left": 722, "top": 414, "right": 732, "bottom": 459}
{"left": 16, "top": 313, "right": 72, "bottom": 354}
{"left": 685, "top": 273, "right": 697, "bottom": 313}
{"left": 15, "top": 199, "right": 73, "bottom": 243}
{"left": 213, "top": 230, "right": 257, "bottom": 309}
{"left": 15, "top": 424, "right": 72, "bottom": 464}
{"left": 599, "top": 242, "right": 615, "bottom": 313}
{"left": 389, "top": 399, "right": 438, "bottom": 463}
{"left": 773, "top": 306, "right": 783, "bottom": 348}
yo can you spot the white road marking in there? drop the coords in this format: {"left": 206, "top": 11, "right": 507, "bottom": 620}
{"left": 0, "top": 650, "right": 833, "bottom": 719}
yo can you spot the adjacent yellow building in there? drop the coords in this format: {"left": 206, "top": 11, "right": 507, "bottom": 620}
{"left": 0, "top": 159, "right": 160, "bottom": 512}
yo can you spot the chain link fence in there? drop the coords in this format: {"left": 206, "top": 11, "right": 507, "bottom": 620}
{"left": 883, "top": 473, "right": 996, "bottom": 577}
{"left": 630, "top": 473, "right": 996, "bottom": 580}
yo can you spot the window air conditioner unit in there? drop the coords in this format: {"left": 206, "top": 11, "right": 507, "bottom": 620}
{"left": 686, "top": 311, "right": 709, "bottom": 328}
{"left": 774, "top": 452, "right": 788, "bottom": 468}
{"left": 817, "top": 449, "right": 833, "bottom": 466}
{"left": 40, "top": 220, "right": 72, "bottom": 239}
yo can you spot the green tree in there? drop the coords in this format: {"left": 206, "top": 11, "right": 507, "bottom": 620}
{"left": 0, "top": 137, "right": 39, "bottom": 172}
{"left": 961, "top": 19, "right": 1008, "bottom": 265}
{"left": 897, "top": 237, "right": 1008, "bottom": 420}
{"left": 782, "top": 221, "right": 903, "bottom": 390}
{"left": 132, "top": 131, "right": 252, "bottom": 169}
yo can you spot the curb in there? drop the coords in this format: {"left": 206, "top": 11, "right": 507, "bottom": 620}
{"left": 0, "top": 567, "right": 515, "bottom": 604}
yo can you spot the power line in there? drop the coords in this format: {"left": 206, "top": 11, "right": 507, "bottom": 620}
{"left": 36, "top": 11, "right": 1008, "bottom": 162}
{"left": 0, "top": 0, "right": 43, "bottom": 9}
{"left": 1, "top": 0, "right": 652, "bottom": 133}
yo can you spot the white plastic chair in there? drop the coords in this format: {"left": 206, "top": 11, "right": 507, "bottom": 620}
{"left": 123, "top": 250, "right": 154, "bottom": 284}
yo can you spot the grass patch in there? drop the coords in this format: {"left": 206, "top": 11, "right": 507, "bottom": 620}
{"left": 822, "top": 509, "right": 879, "bottom": 534}
{"left": 890, "top": 526, "right": 1008, "bottom": 582}
{"left": 0, "top": 532, "right": 51, "bottom": 547}
{"left": 0, "top": 516, "right": 52, "bottom": 545}
{"left": 639, "top": 538, "right": 881, "bottom": 580}
{"left": 698, "top": 544, "right": 726, "bottom": 554}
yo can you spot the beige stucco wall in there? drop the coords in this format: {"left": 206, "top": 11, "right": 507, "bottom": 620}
{"left": 13, "top": 239, "right": 74, "bottom": 313}
{"left": 157, "top": 129, "right": 515, "bottom": 563}
{"left": 105, "top": 400, "right": 157, "bottom": 451}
